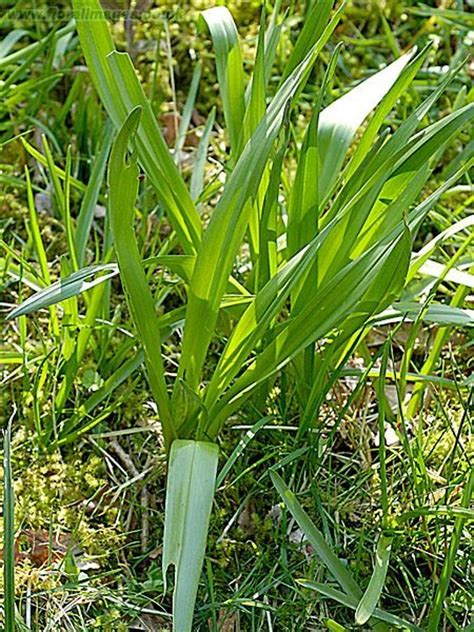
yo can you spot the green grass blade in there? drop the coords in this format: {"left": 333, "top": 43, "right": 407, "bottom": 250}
{"left": 282, "top": 0, "right": 334, "bottom": 79}
{"left": 426, "top": 466, "right": 474, "bottom": 631}
{"left": 287, "top": 42, "right": 341, "bottom": 260}
{"left": 75, "top": 121, "right": 114, "bottom": 266}
{"left": 0, "top": 22, "right": 75, "bottom": 70}
{"left": 190, "top": 107, "right": 216, "bottom": 202}
{"left": 174, "top": 62, "right": 202, "bottom": 161}
{"left": 24, "top": 165, "right": 60, "bottom": 337}
{"left": 20, "top": 137, "right": 86, "bottom": 193}
{"left": 256, "top": 131, "right": 288, "bottom": 290}
{"left": 355, "top": 535, "right": 392, "bottom": 625}
{"left": 163, "top": 440, "right": 219, "bottom": 632}
{"left": 270, "top": 471, "right": 362, "bottom": 600}
{"left": 3, "top": 418, "right": 15, "bottom": 632}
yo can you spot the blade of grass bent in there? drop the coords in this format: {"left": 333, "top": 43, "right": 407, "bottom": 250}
{"left": 107, "top": 107, "right": 174, "bottom": 447}
{"left": 270, "top": 471, "right": 362, "bottom": 600}
{"left": 6, "top": 264, "right": 119, "bottom": 320}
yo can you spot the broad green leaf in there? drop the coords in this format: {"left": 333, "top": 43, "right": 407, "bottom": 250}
{"left": 6, "top": 264, "right": 118, "bottom": 320}
{"left": 107, "top": 107, "right": 173, "bottom": 446}
{"left": 163, "top": 440, "right": 219, "bottom": 632}
{"left": 317, "top": 104, "right": 474, "bottom": 284}
{"left": 317, "top": 50, "right": 414, "bottom": 202}
{"left": 270, "top": 471, "right": 362, "bottom": 600}
{"left": 346, "top": 45, "right": 431, "bottom": 178}
{"left": 323, "top": 60, "right": 465, "bottom": 232}
{"left": 355, "top": 536, "right": 392, "bottom": 625}
{"left": 73, "top": 0, "right": 201, "bottom": 254}
{"left": 200, "top": 7, "right": 245, "bottom": 155}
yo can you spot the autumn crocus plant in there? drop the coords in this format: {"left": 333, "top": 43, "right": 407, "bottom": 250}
{"left": 9, "top": 0, "right": 472, "bottom": 628}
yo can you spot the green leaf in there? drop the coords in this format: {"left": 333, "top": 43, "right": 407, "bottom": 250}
{"left": 0, "top": 29, "right": 28, "bottom": 58}
{"left": 163, "top": 440, "right": 219, "bottom": 632}
{"left": 270, "top": 471, "right": 362, "bottom": 601}
{"left": 200, "top": 7, "right": 245, "bottom": 155}
{"left": 190, "top": 107, "right": 216, "bottom": 202}
{"left": 6, "top": 264, "right": 119, "bottom": 320}
{"left": 355, "top": 535, "right": 392, "bottom": 625}
{"left": 283, "top": 0, "right": 334, "bottom": 79}
{"left": 287, "top": 41, "right": 341, "bottom": 261}
{"left": 107, "top": 107, "right": 174, "bottom": 447}
{"left": 174, "top": 62, "right": 202, "bottom": 161}
{"left": 317, "top": 50, "right": 415, "bottom": 202}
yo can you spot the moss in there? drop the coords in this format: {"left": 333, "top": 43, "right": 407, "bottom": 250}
{"left": 0, "top": 428, "right": 123, "bottom": 593}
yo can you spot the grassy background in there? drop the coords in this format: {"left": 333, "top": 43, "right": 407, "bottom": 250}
{"left": 1, "top": 1, "right": 473, "bottom": 630}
